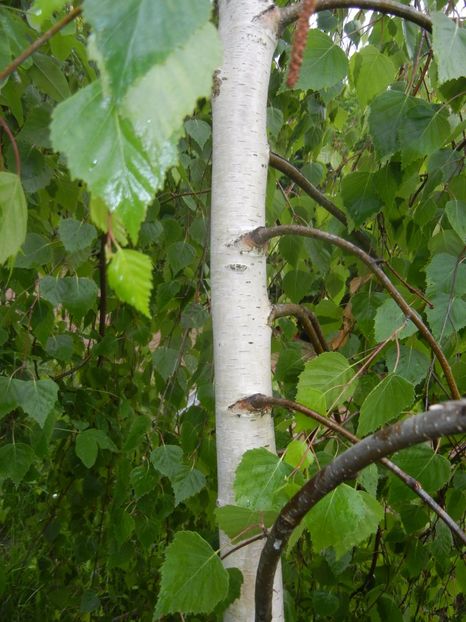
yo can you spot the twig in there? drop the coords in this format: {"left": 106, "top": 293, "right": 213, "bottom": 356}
{"left": 252, "top": 398, "right": 466, "bottom": 621}
{"left": 270, "top": 303, "right": 329, "bottom": 353}
{"left": 279, "top": 0, "right": 432, "bottom": 32}
{"left": 221, "top": 533, "right": 267, "bottom": 561}
{"left": 0, "top": 6, "right": 82, "bottom": 83}
{"left": 52, "top": 354, "right": 91, "bottom": 381}
{"left": 99, "top": 234, "right": 107, "bottom": 338}
{"left": 351, "top": 526, "right": 383, "bottom": 596}
{"left": 246, "top": 225, "right": 460, "bottom": 400}
{"left": 0, "top": 116, "right": 21, "bottom": 176}
{"left": 232, "top": 393, "right": 466, "bottom": 546}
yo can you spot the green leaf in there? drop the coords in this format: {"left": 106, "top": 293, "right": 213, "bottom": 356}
{"left": 75, "top": 428, "right": 117, "bottom": 468}
{"left": 30, "top": 53, "right": 70, "bottom": 101}
{"left": 283, "top": 439, "right": 314, "bottom": 471}
{"left": 373, "top": 298, "right": 418, "bottom": 342}
{"left": 108, "top": 248, "right": 152, "bottom": 318}
{"left": 293, "top": 30, "right": 348, "bottom": 91}
{"left": 369, "top": 91, "right": 450, "bottom": 160}
{"left": 39, "top": 276, "right": 98, "bottom": 318}
{"left": 0, "top": 172, "right": 27, "bottom": 264}
{"left": 30, "top": 0, "right": 69, "bottom": 28}
{"left": 0, "top": 443, "right": 35, "bottom": 485}
{"left": 445, "top": 199, "right": 466, "bottom": 242}
{"left": 425, "top": 253, "right": 466, "bottom": 297}
{"left": 151, "top": 445, "right": 184, "bottom": 478}
{"left": 282, "top": 270, "right": 314, "bottom": 303}
{"left": 171, "top": 466, "right": 206, "bottom": 506}
{"left": 385, "top": 345, "right": 430, "bottom": 386}
{"left": 431, "top": 12, "right": 466, "bottom": 84}
{"left": 305, "top": 484, "right": 383, "bottom": 559}
{"left": 426, "top": 293, "right": 466, "bottom": 339}
{"left": 50, "top": 80, "right": 159, "bottom": 242}
{"left": 167, "top": 242, "right": 196, "bottom": 275}
{"left": 79, "top": 591, "right": 100, "bottom": 614}
{"left": 0, "top": 377, "right": 58, "bottom": 427}
{"left": 58, "top": 218, "right": 97, "bottom": 253}
{"left": 84, "top": 0, "right": 212, "bottom": 101}
{"left": 122, "top": 22, "right": 221, "bottom": 202}
{"left": 350, "top": 45, "right": 396, "bottom": 106}
{"left": 341, "top": 172, "right": 383, "bottom": 226}
{"left": 15, "top": 233, "right": 52, "bottom": 268}
{"left": 123, "top": 415, "right": 151, "bottom": 452}
{"left": 296, "top": 352, "right": 356, "bottom": 411}
{"left": 214, "top": 568, "right": 243, "bottom": 615}
{"left": 234, "top": 448, "right": 293, "bottom": 511}
{"left": 185, "top": 119, "right": 211, "bottom": 150}
{"left": 152, "top": 347, "right": 179, "bottom": 381}
{"left": 388, "top": 444, "right": 451, "bottom": 505}
{"left": 358, "top": 374, "right": 414, "bottom": 436}
{"left": 153, "top": 531, "right": 229, "bottom": 619}
{"left": 45, "top": 334, "right": 74, "bottom": 361}
{"left": 215, "top": 505, "right": 277, "bottom": 542}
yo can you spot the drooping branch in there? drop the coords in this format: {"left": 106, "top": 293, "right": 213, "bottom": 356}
{"left": 269, "top": 152, "right": 431, "bottom": 306}
{"left": 270, "top": 303, "right": 329, "bottom": 353}
{"left": 251, "top": 398, "right": 466, "bottom": 621}
{"left": 245, "top": 225, "right": 460, "bottom": 400}
{"left": 233, "top": 393, "right": 466, "bottom": 545}
{"left": 0, "top": 6, "right": 82, "bottom": 83}
{"left": 279, "top": 0, "right": 432, "bottom": 32}
{"left": 0, "top": 116, "right": 21, "bottom": 176}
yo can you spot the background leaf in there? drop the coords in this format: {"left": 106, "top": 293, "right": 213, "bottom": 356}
{"left": 358, "top": 374, "right": 415, "bottom": 436}
{"left": 108, "top": 249, "right": 152, "bottom": 317}
{"left": 0, "top": 172, "right": 27, "bottom": 264}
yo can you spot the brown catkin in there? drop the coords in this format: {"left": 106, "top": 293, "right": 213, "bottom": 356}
{"left": 287, "top": 0, "right": 317, "bottom": 88}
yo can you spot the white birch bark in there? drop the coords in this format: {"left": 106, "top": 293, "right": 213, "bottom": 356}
{"left": 211, "top": 1, "right": 284, "bottom": 619}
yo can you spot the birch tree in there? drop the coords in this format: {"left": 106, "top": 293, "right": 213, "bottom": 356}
{"left": 0, "top": 2, "right": 465, "bottom": 621}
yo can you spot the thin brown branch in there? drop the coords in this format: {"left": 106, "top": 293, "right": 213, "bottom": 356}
{"left": 52, "top": 354, "right": 91, "bottom": 381}
{"left": 271, "top": 303, "right": 329, "bottom": 353}
{"left": 221, "top": 533, "right": 267, "bottom": 561}
{"left": 252, "top": 398, "right": 466, "bottom": 621}
{"left": 99, "top": 234, "right": 107, "bottom": 338}
{"left": 280, "top": 0, "right": 432, "bottom": 32}
{"left": 0, "top": 6, "right": 82, "bottom": 83}
{"left": 0, "top": 116, "right": 21, "bottom": 176}
{"left": 246, "top": 225, "right": 460, "bottom": 400}
{"left": 384, "top": 261, "right": 433, "bottom": 308}
{"left": 233, "top": 393, "right": 466, "bottom": 546}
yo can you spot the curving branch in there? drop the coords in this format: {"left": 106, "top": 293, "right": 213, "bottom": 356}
{"left": 0, "top": 116, "right": 21, "bottom": 176}
{"left": 233, "top": 393, "right": 466, "bottom": 545}
{"left": 270, "top": 303, "right": 329, "bottom": 353}
{"left": 245, "top": 225, "right": 460, "bottom": 399}
{"left": 279, "top": 0, "right": 432, "bottom": 32}
{"left": 250, "top": 398, "right": 466, "bottom": 621}
{"left": 0, "top": 6, "right": 82, "bottom": 83}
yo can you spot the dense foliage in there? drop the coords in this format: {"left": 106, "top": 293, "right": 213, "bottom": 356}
{"left": 0, "top": 1, "right": 465, "bottom": 620}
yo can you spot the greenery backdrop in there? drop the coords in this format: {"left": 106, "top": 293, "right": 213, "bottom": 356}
{"left": 0, "top": 0, "right": 465, "bottom": 620}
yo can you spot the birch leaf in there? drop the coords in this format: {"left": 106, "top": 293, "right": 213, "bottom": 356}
{"left": 0, "top": 172, "right": 27, "bottom": 264}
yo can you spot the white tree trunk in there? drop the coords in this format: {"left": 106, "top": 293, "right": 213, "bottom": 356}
{"left": 211, "top": 1, "right": 284, "bottom": 619}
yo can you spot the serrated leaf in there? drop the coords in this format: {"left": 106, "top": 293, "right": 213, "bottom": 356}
{"left": 185, "top": 119, "right": 211, "bottom": 150}
{"left": 283, "top": 439, "right": 314, "bottom": 471}
{"left": 431, "top": 12, "right": 466, "bottom": 84}
{"left": 30, "top": 52, "right": 70, "bottom": 101}
{"left": 150, "top": 445, "right": 184, "bottom": 478}
{"left": 425, "top": 253, "right": 466, "bottom": 297}
{"left": 122, "top": 22, "right": 221, "bottom": 196}
{"left": 373, "top": 298, "right": 418, "bottom": 342}
{"left": 215, "top": 505, "right": 277, "bottom": 542}
{"left": 58, "top": 218, "right": 97, "bottom": 253}
{"left": 15, "top": 233, "right": 52, "bottom": 268}
{"left": 167, "top": 242, "right": 196, "bottom": 275}
{"left": 0, "top": 377, "right": 58, "bottom": 427}
{"left": 304, "top": 484, "right": 383, "bottom": 559}
{"left": 152, "top": 347, "right": 179, "bottom": 381}
{"left": 385, "top": 345, "right": 430, "bottom": 386}
{"left": 0, "top": 171, "right": 27, "bottom": 264}
{"left": 296, "top": 352, "right": 356, "bottom": 412}
{"left": 108, "top": 249, "right": 152, "bottom": 318}
{"left": 358, "top": 374, "right": 414, "bottom": 436}
{"left": 0, "top": 443, "right": 35, "bottom": 485}
{"left": 39, "top": 276, "right": 98, "bottom": 318}
{"left": 426, "top": 293, "right": 466, "bottom": 339}
{"left": 282, "top": 269, "right": 314, "bottom": 303}
{"left": 350, "top": 45, "right": 395, "bottom": 106}
{"left": 388, "top": 444, "right": 451, "bottom": 505}
{"left": 214, "top": 568, "right": 243, "bottom": 615}
{"left": 292, "top": 30, "right": 348, "bottom": 91}
{"left": 234, "top": 448, "right": 293, "bottom": 511}
{"left": 445, "top": 199, "right": 466, "bottom": 242}
{"left": 153, "top": 531, "right": 229, "bottom": 619}
{"left": 83, "top": 0, "right": 212, "bottom": 101}
{"left": 341, "top": 172, "right": 383, "bottom": 226}
{"left": 51, "top": 80, "right": 159, "bottom": 242}
{"left": 75, "top": 428, "right": 117, "bottom": 468}
{"left": 171, "top": 466, "right": 206, "bottom": 506}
